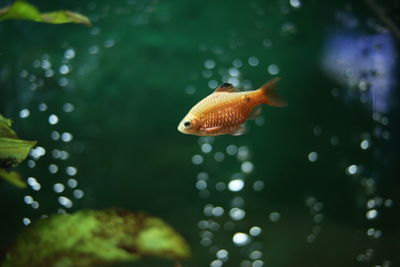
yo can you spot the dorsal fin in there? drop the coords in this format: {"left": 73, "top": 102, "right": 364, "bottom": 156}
{"left": 214, "top": 83, "right": 239, "bottom": 93}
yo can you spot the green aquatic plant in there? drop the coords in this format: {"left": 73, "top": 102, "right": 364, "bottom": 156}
{"left": 0, "top": 114, "right": 36, "bottom": 188}
{"left": 2, "top": 209, "right": 191, "bottom": 267}
{"left": 0, "top": 0, "right": 91, "bottom": 26}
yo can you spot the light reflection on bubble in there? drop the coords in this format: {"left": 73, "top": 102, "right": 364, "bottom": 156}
{"left": 27, "top": 160, "right": 36, "bottom": 168}
{"left": 290, "top": 0, "right": 301, "bottom": 8}
{"left": 48, "top": 164, "right": 58, "bottom": 174}
{"left": 53, "top": 183, "right": 65, "bottom": 193}
{"left": 59, "top": 64, "right": 70, "bottom": 75}
{"left": 233, "top": 232, "right": 250, "bottom": 246}
{"left": 241, "top": 161, "right": 254, "bottom": 173}
{"left": 226, "top": 144, "right": 238, "bottom": 156}
{"left": 237, "top": 146, "right": 250, "bottom": 161}
{"left": 63, "top": 103, "right": 75, "bottom": 112}
{"left": 384, "top": 199, "right": 393, "bottom": 207}
{"left": 367, "top": 199, "right": 376, "bottom": 209}
{"left": 250, "top": 250, "right": 263, "bottom": 260}
{"left": 201, "top": 143, "right": 213, "bottom": 153}
{"left": 227, "top": 77, "right": 239, "bottom": 86}
{"left": 48, "top": 114, "right": 59, "bottom": 125}
{"left": 88, "top": 45, "right": 99, "bottom": 54}
{"left": 67, "top": 178, "right": 78, "bottom": 188}
{"left": 214, "top": 152, "right": 225, "bottom": 162}
{"left": 269, "top": 211, "right": 281, "bottom": 222}
{"left": 366, "top": 209, "right": 378, "bottom": 220}
{"left": 228, "top": 179, "right": 244, "bottom": 192}
{"left": 19, "top": 109, "right": 30, "bottom": 118}
{"left": 230, "top": 208, "right": 246, "bottom": 221}
{"left": 196, "top": 180, "right": 207, "bottom": 190}
{"left": 212, "top": 207, "right": 224, "bottom": 217}
{"left": 61, "top": 132, "right": 73, "bottom": 142}
{"left": 197, "top": 172, "right": 209, "bottom": 180}
{"left": 104, "top": 39, "right": 115, "bottom": 48}
{"left": 208, "top": 80, "right": 218, "bottom": 89}
{"left": 210, "top": 259, "right": 223, "bottom": 267}
{"left": 330, "top": 136, "right": 339, "bottom": 145}
{"left": 267, "top": 64, "right": 280, "bottom": 75}
{"left": 38, "top": 103, "right": 48, "bottom": 111}
{"left": 232, "top": 59, "right": 243, "bottom": 68}
{"left": 248, "top": 56, "right": 259, "bottom": 67}
{"left": 65, "top": 166, "right": 78, "bottom": 176}
{"left": 73, "top": 189, "right": 84, "bottom": 199}
{"left": 24, "top": 195, "right": 33, "bottom": 204}
{"left": 58, "top": 196, "right": 73, "bottom": 208}
{"left": 308, "top": 152, "right": 318, "bottom": 162}
{"left": 60, "top": 151, "right": 69, "bottom": 160}
{"left": 31, "top": 201, "right": 39, "bottom": 209}
{"left": 64, "top": 48, "right": 75, "bottom": 59}
{"left": 45, "top": 69, "right": 54, "bottom": 78}
{"left": 253, "top": 180, "right": 264, "bottom": 191}
{"left": 58, "top": 77, "right": 69, "bottom": 87}
{"left": 249, "top": 226, "right": 262, "bottom": 236}
{"left": 198, "top": 220, "right": 209, "bottom": 229}
{"left": 204, "top": 204, "right": 214, "bottom": 216}
{"left": 252, "top": 259, "right": 264, "bottom": 267}
{"left": 229, "top": 67, "right": 240, "bottom": 77}
{"left": 22, "top": 218, "right": 31, "bottom": 225}
{"left": 346, "top": 164, "right": 358, "bottom": 175}
{"left": 204, "top": 59, "right": 216, "bottom": 69}
{"left": 216, "top": 249, "right": 229, "bottom": 261}
{"left": 360, "top": 139, "right": 370, "bottom": 150}
{"left": 192, "top": 154, "right": 204, "bottom": 165}
{"left": 30, "top": 146, "right": 46, "bottom": 160}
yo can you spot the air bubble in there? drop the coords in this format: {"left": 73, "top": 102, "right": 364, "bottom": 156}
{"left": 233, "top": 232, "right": 250, "bottom": 246}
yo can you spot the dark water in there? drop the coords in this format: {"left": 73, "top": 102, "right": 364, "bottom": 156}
{"left": 0, "top": 0, "right": 399, "bottom": 266}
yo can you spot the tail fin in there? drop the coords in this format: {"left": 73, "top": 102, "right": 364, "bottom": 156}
{"left": 259, "top": 78, "right": 287, "bottom": 107}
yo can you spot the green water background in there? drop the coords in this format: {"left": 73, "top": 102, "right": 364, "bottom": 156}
{"left": 0, "top": 0, "right": 399, "bottom": 266}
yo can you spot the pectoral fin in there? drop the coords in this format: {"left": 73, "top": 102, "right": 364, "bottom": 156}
{"left": 202, "top": 126, "right": 223, "bottom": 135}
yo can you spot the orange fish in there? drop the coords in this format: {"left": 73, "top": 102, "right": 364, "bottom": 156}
{"left": 178, "top": 78, "right": 287, "bottom": 136}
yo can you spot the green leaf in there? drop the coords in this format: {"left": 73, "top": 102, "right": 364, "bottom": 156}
{"left": 0, "top": 169, "right": 26, "bottom": 188}
{"left": 41, "top": 10, "right": 92, "bottom": 27}
{"left": 2, "top": 209, "right": 191, "bottom": 267}
{"left": 0, "top": 114, "right": 36, "bottom": 169}
{"left": 0, "top": 137, "right": 37, "bottom": 168}
{"left": 0, "top": 0, "right": 91, "bottom": 27}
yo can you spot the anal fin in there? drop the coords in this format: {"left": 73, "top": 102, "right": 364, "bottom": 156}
{"left": 230, "top": 125, "right": 245, "bottom": 136}
{"left": 249, "top": 107, "right": 262, "bottom": 120}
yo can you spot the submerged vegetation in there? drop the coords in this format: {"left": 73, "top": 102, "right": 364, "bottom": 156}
{"left": 0, "top": 0, "right": 91, "bottom": 26}
{"left": 0, "top": 114, "right": 36, "bottom": 187}
{"left": 3, "top": 209, "right": 190, "bottom": 267}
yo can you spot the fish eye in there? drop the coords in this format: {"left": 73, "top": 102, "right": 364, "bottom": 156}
{"left": 183, "top": 120, "right": 191, "bottom": 128}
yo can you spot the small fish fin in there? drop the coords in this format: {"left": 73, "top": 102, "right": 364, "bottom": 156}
{"left": 259, "top": 77, "right": 287, "bottom": 107}
{"left": 249, "top": 106, "right": 262, "bottom": 120}
{"left": 230, "top": 125, "right": 245, "bottom": 136}
{"left": 214, "top": 83, "right": 239, "bottom": 93}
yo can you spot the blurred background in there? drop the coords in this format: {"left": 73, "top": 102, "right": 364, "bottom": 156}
{"left": 0, "top": 0, "right": 399, "bottom": 266}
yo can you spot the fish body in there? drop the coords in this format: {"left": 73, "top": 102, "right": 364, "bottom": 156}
{"left": 178, "top": 78, "right": 287, "bottom": 136}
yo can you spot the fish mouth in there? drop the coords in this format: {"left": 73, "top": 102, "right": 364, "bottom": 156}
{"left": 177, "top": 122, "right": 187, "bottom": 134}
